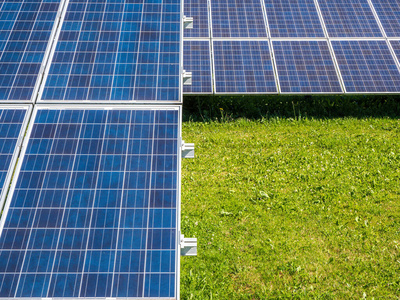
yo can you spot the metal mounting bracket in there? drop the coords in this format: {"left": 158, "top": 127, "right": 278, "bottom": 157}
{"left": 183, "top": 16, "right": 194, "bottom": 29}
{"left": 183, "top": 70, "right": 192, "bottom": 86}
{"left": 181, "top": 140, "right": 195, "bottom": 158}
{"left": 181, "top": 234, "right": 197, "bottom": 256}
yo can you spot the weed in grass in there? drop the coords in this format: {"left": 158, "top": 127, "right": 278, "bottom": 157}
{"left": 181, "top": 117, "right": 400, "bottom": 299}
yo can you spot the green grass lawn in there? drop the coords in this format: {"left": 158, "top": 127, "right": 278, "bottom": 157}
{"left": 180, "top": 117, "right": 400, "bottom": 299}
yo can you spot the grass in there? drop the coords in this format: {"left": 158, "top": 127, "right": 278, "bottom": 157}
{"left": 180, "top": 117, "right": 400, "bottom": 299}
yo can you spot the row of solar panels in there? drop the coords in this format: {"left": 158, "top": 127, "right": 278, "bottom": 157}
{"left": 0, "top": 104, "right": 181, "bottom": 298}
{"left": 182, "top": 0, "right": 400, "bottom": 94}
{"left": 0, "top": 0, "right": 182, "bottom": 103}
{"left": 183, "top": 39, "right": 400, "bottom": 94}
{"left": 185, "top": 0, "right": 400, "bottom": 38}
{"left": 0, "top": 0, "right": 184, "bottom": 297}
{"left": 3, "top": 0, "right": 400, "bottom": 103}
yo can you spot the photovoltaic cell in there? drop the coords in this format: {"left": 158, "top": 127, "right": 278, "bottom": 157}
{"left": 184, "top": 0, "right": 209, "bottom": 38}
{"left": 183, "top": 40, "right": 212, "bottom": 94}
{"left": 0, "top": 0, "right": 62, "bottom": 102}
{"left": 0, "top": 106, "right": 30, "bottom": 209}
{"left": 317, "top": 0, "right": 382, "bottom": 37}
{"left": 0, "top": 107, "right": 180, "bottom": 298}
{"left": 211, "top": 0, "right": 268, "bottom": 38}
{"left": 264, "top": 0, "right": 324, "bottom": 38}
{"left": 331, "top": 40, "right": 400, "bottom": 93}
{"left": 40, "top": 0, "right": 181, "bottom": 102}
{"left": 273, "top": 40, "right": 342, "bottom": 93}
{"left": 213, "top": 40, "right": 277, "bottom": 93}
{"left": 371, "top": 0, "right": 400, "bottom": 38}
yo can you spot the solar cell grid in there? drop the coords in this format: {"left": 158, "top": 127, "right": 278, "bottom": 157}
{"left": 0, "top": 0, "right": 61, "bottom": 102}
{"left": 213, "top": 40, "right": 277, "bottom": 93}
{"left": 0, "top": 107, "right": 180, "bottom": 298}
{"left": 264, "top": 0, "right": 325, "bottom": 38}
{"left": 0, "top": 106, "right": 30, "bottom": 210}
{"left": 331, "top": 40, "right": 400, "bottom": 93}
{"left": 211, "top": 0, "right": 268, "bottom": 38}
{"left": 184, "top": 0, "right": 209, "bottom": 38}
{"left": 40, "top": 0, "right": 181, "bottom": 102}
{"left": 183, "top": 40, "right": 212, "bottom": 94}
{"left": 273, "top": 40, "right": 342, "bottom": 93}
{"left": 371, "top": 0, "right": 400, "bottom": 38}
{"left": 317, "top": 0, "right": 383, "bottom": 37}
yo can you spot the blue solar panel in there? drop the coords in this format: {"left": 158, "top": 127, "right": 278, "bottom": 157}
{"left": 183, "top": 40, "right": 212, "bottom": 94}
{"left": 273, "top": 40, "right": 342, "bottom": 93}
{"left": 40, "top": 0, "right": 181, "bottom": 102}
{"left": 211, "top": 0, "right": 268, "bottom": 38}
{"left": 332, "top": 40, "right": 400, "bottom": 93}
{"left": 184, "top": 0, "right": 209, "bottom": 38}
{"left": 371, "top": 0, "right": 400, "bottom": 37}
{"left": 0, "top": 105, "right": 30, "bottom": 209}
{"left": 213, "top": 40, "right": 277, "bottom": 93}
{"left": 0, "top": 0, "right": 62, "bottom": 102}
{"left": 0, "top": 106, "right": 180, "bottom": 298}
{"left": 264, "top": 0, "right": 324, "bottom": 37}
{"left": 317, "top": 0, "right": 383, "bottom": 37}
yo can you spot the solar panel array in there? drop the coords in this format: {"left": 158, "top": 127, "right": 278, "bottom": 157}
{"left": 2, "top": 0, "right": 400, "bottom": 299}
{"left": 0, "top": 106, "right": 180, "bottom": 298}
{"left": 1, "top": 1, "right": 400, "bottom": 100}
{"left": 0, "top": 0, "right": 184, "bottom": 298}
{"left": 182, "top": 0, "right": 400, "bottom": 95}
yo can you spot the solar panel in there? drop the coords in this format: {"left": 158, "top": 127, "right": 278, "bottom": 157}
{"left": 0, "top": 106, "right": 180, "bottom": 298}
{"left": 39, "top": 0, "right": 181, "bottom": 103}
{"left": 0, "top": 105, "right": 31, "bottom": 211}
{"left": 371, "top": 0, "right": 400, "bottom": 38}
{"left": 213, "top": 40, "right": 277, "bottom": 94}
{"left": 264, "top": 0, "right": 325, "bottom": 38}
{"left": 317, "top": 0, "right": 383, "bottom": 37}
{"left": 331, "top": 40, "right": 400, "bottom": 93}
{"left": 184, "top": 0, "right": 209, "bottom": 38}
{"left": 273, "top": 40, "right": 342, "bottom": 94}
{"left": 211, "top": 0, "right": 268, "bottom": 38}
{"left": 0, "top": 0, "right": 62, "bottom": 102}
{"left": 183, "top": 40, "right": 212, "bottom": 94}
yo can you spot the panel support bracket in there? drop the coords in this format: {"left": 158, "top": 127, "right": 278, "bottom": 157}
{"left": 181, "top": 140, "right": 195, "bottom": 158}
{"left": 181, "top": 234, "right": 197, "bottom": 256}
{"left": 183, "top": 70, "right": 192, "bottom": 86}
{"left": 183, "top": 16, "right": 194, "bottom": 29}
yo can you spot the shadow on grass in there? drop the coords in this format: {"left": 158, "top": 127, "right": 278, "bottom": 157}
{"left": 183, "top": 94, "right": 400, "bottom": 121}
